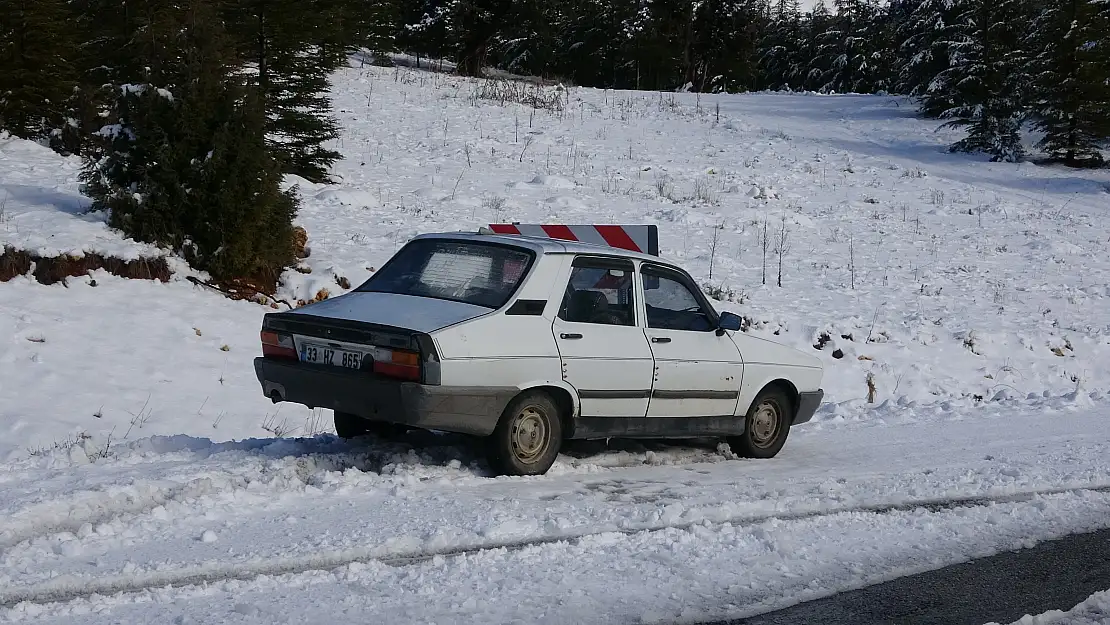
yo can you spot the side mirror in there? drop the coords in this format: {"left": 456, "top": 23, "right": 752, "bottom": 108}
{"left": 717, "top": 311, "right": 742, "bottom": 335}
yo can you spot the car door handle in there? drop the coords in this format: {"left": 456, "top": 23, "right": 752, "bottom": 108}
{"left": 650, "top": 337, "right": 671, "bottom": 343}
{"left": 560, "top": 333, "right": 583, "bottom": 340}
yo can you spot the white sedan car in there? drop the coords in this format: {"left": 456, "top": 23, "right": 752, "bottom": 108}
{"left": 255, "top": 229, "right": 824, "bottom": 476}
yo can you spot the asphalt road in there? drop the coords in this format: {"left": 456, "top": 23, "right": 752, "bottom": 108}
{"left": 709, "top": 527, "right": 1110, "bottom": 625}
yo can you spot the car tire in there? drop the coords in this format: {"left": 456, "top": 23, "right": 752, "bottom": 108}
{"left": 334, "top": 411, "right": 406, "bottom": 440}
{"left": 486, "top": 391, "right": 563, "bottom": 476}
{"left": 727, "top": 388, "right": 792, "bottom": 459}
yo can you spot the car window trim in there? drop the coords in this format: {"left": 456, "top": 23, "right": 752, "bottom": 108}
{"left": 558, "top": 255, "right": 639, "bottom": 327}
{"left": 639, "top": 262, "right": 721, "bottom": 330}
{"left": 570, "top": 255, "right": 636, "bottom": 271}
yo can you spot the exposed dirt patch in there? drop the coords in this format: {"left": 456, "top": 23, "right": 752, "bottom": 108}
{"left": 0, "top": 246, "right": 171, "bottom": 285}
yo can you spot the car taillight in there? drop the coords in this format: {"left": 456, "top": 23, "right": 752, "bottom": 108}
{"left": 373, "top": 348, "right": 420, "bottom": 381}
{"left": 261, "top": 330, "right": 297, "bottom": 360}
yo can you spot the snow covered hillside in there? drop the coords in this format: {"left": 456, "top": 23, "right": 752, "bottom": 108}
{"left": 3, "top": 62, "right": 1108, "bottom": 458}
{"left": 3, "top": 60, "right": 1110, "bottom": 624}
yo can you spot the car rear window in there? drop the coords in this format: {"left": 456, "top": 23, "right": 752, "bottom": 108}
{"left": 356, "top": 239, "right": 535, "bottom": 308}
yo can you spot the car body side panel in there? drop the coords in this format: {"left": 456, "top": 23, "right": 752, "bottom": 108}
{"left": 437, "top": 356, "right": 565, "bottom": 393}
{"left": 736, "top": 362, "right": 823, "bottom": 419}
{"left": 731, "top": 332, "right": 823, "bottom": 418}
{"left": 431, "top": 254, "right": 567, "bottom": 412}
{"left": 641, "top": 328, "right": 744, "bottom": 417}
{"left": 431, "top": 254, "right": 568, "bottom": 360}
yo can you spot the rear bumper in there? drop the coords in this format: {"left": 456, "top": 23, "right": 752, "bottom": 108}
{"left": 254, "top": 358, "right": 516, "bottom": 436}
{"left": 792, "top": 389, "right": 824, "bottom": 426}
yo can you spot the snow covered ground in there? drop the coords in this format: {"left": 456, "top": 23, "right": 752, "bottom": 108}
{"left": 2, "top": 402, "right": 1110, "bottom": 623}
{"left": 3, "top": 60, "right": 1110, "bottom": 622}
{"left": 997, "top": 589, "right": 1110, "bottom": 625}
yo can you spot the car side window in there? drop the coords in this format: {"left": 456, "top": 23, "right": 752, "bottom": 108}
{"left": 641, "top": 266, "right": 715, "bottom": 332}
{"left": 558, "top": 258, "right": 636, "bottom": 326}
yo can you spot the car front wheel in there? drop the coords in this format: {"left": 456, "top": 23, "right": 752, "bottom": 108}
{"left": 487, "top": 391, "right": 563, "bottom": 476}
{"left": 727, "top": 388, "right": 792, "bottom": 459}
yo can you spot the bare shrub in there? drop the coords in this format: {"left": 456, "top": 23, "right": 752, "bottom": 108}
{"left": 473, "top": 79, "right": 565, "bottom": 112}
{"left": 654, "top": 171, "right": 675, "bottom": 201}
{"left": 482, "top": 194, "right": 507, "bottom": 216}
{"left": 702, "top": 282, "right": 748, "bottom": 304}
{"left": 28, "top": 432, "right": 92, "bottom": 457}
{"left": 262, "top": 413, "right": 297, "bottom": 438}
{"left": 693, "top": 175, "right": 718, "bottom": 205}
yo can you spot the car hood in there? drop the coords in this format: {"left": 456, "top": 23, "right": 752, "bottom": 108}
{"left": 287, "top": 291, "right": 492, "bottom": 333}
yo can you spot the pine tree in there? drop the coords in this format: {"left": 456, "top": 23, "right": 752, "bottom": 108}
{"left": 758, "top": 0, "right": 804, "bottom": 90}
{"left": 0, "top": 0, "right": 78, "bottom": 148}
{"left": 800, "top": 1, "right": 833, "bottom": 91}
{"left": 812, "top": 0, "right": 889, "bottom": 94}
{"left": 343, "top": 0, "right": 400, "bottom": 63}
{"left": 939, "top": 0, "right": 1027, "bottom": 162}
{"left": 223, "top": 0, "right": 345, "bottom": 183}
{"left": 452, "top": 0, "right": 512, "bottom": 77}
{"left": 689, "top": 0, "right": 763, "bottom": 92}
{"left": 553, "top": 0, "right": 637, "bottom": 88}
{"left": 896, "top": 0, "right": 970, "bottom": 118}
{"left": 397, "top": 0, "right": 456, "bottom": 69}
{"left": 1025, "top": 0, "right": 1110, "bottom": 167}
{"left": 83, "top": 0, "right": 298, "bottom": 284}
{"left": 491, "top": 0, "right": 562, "bottom": 77}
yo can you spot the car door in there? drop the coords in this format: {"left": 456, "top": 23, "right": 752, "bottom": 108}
{"left": 552, "top": 256, "right": 655, "bottom": 418}
{"left": 639, "top": 264, "right": 745, "bottom": 418}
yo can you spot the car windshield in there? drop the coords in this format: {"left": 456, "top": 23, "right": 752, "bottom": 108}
{"left": 356, "top": 239, "right": 534, "bottom": 308}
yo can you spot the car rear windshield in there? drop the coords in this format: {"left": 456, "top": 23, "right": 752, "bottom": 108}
{"left": 356, "top": 239, "right": 535, "bottom": 309}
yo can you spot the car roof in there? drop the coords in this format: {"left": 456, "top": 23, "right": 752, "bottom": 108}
{"left": 413, "top": 231, "right": 675, "bottom": 266}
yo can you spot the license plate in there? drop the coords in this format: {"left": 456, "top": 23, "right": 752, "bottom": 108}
{"left": 300, "top": 343, "right": 364, "bottom": 370}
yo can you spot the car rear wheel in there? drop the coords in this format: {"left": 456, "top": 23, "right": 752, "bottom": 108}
{"left": 727, "top": 388, "right": 792, "bottom": 459}
{"left": 334, "top": 411, "right": 406, "bottom": 440}
{"left": 487, "top": 391, "right": 563, "bottom": 476}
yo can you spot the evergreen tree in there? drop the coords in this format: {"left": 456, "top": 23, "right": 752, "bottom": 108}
{"left": 344, "top": 0, "right": 401, "bottom": 62}
{"left": 490, "top": 0, "right": 562, "bottom": 77}
{"left": 452, "top": 0, "right": 512, "bottom": 76}
{"left": 758, "top": 0, "right": 804, "bottom": 90}
{"left": 83, "top": 0, "right": 298, "bottom": 284}
{"left": 938, "top": 0, "right": 1027, "bottom": 162}
{"left": 800, "top": 1, "right": 833, "bottom": 91}
{"left": 223, "top": 0, "right": 345, "bottom": 183}
{"left": 896, "top": 0, "right": 969, "bottom": 118}
{"left": 1025, "top": 0, "right": 1110, "bottom": 167}
{"left": 688, "top": 0, "right": 763, "bottom": 92}
{"left": 812, "top": 0, "right": 888, "bottom": 93}
{"left": 0, "top": 0, "right": 78, "bottom": 148}
{"left": 397, "top": 0, "right": 456, "bottom": 69}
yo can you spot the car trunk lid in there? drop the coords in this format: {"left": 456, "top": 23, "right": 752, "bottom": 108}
{"left": 284, "top": 291, "right": 491, "bottom": 333}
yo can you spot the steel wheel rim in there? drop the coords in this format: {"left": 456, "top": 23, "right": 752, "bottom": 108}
{"left": 749, "top": 400, "right": 782, "bottom": 448}
{"left": 510, "top": 406, "right": 549, "bottom": 463}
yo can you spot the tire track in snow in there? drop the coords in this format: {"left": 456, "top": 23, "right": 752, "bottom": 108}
{"left": 0, "top": 442, "right": 731, "bottom": 553}
{"left": 5, "top": 483, "right": 1110, "bottom": 609}
{"left": 0, "top": 473, "right": 257, "bottom": 552}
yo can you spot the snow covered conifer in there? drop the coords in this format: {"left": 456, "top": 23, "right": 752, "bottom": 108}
{"left": 758, "top": 1, "right": 805, "bottom": 90}
{"left": 812, "top": 0, "right": 891, "bottom": 94}
{"left": 938, "top": 0, "right": 1028, "bottom": 162}
{"left": 83, "top": 0, "right": 298, "bottom": 285}
{"left": 1024, "top": 0, "right": 1110, "bottom": 167}
{"left": 895, "top": 0, "right": 970, "bottom": 118}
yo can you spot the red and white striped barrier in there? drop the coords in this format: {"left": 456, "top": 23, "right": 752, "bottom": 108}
{"left": 487, "top": 223, "right": 659, "bottom": 256}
